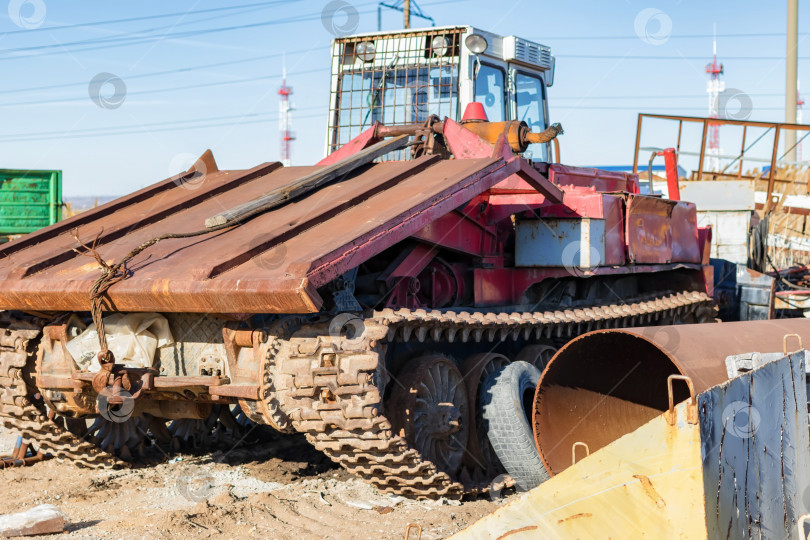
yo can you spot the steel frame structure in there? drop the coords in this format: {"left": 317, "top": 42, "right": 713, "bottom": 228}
{"left": 633, "top": 113, "right": 810, "bottom": 212}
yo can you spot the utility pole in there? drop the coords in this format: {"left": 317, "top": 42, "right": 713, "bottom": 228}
{"left": 786, "top": 0, "right": 799, "bottom": 162}
{"left": 377, "top": 0, "right": 434, "bottom": 31}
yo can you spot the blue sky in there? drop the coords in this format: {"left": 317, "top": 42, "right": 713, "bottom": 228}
{"left": 0, "top": 0, "right": 807, "bottom": 196}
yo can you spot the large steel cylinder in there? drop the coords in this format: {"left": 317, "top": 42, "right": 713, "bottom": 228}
{"left": 532, "top": 319, "right": 810, "bottom": 477}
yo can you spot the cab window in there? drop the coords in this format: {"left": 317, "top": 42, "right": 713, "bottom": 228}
{"left": 474, "top": 64, "right": 505, "bottom": 122}
{"left": 516, "top": 73, "right": 547, "bottom": 160}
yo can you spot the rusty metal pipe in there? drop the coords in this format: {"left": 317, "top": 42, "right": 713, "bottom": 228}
{"left": 532, "top": 319, "right": 810, "bottom": 477}
{"left": 374, "top": 120, "right": 563, "bottom": 154}
{"left": 0, "top": 451, "right": 46, "bottom": 469}
{"left": 524, "top": 123, "right": 564, "bottom": 145}
{"left": 374, "top": 123, "right": 445, "bottom": 138}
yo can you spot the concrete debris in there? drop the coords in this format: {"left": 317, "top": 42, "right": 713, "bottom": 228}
{"left": 0, "top": 504, "right": 67, "bottom": 538}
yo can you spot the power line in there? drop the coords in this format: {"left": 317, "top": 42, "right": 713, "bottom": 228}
{"left": 552, "top": 93, "right": 785, "bottom": 100}
{"left": 1, "top": 0, "right": 294, "bottom": 35}
{"left": 0, "top": 0, "right": 460, "bottom": 60}
{"left": 1, "top": 3, "right": 291, "bottom": 68}
{"left": 0, "top": 46, "right": 329, "bottom": 96}
{"left": 557, "top": 54, "right": 810, "bottom": 60}
{"left": 0, "top": 3, "right": 288, "bottom": 65}
{"left": 0, "top": 112, "right": 325, "bottom": 143}
{"left": 535, "top": 32, "right": 810, "bottom": 41}
{"left": 0, "top": 10, "right": 326, "bottom": 57}
{"left": 551, "top": 105, "right": 792, "bottom": 111}
{"left": 3, "top": 107, "right": 322, "bottom": 140}
{"left": 0, "top": 67, "right": 326, "bottom": 108}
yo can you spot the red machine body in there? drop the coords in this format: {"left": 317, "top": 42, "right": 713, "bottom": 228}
{"left": 319, "top": 118, "right": 711, "bottom": 311}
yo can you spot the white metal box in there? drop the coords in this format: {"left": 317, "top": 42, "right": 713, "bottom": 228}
{"left": 515, "top": 219, "right": 606, "bottom": 268}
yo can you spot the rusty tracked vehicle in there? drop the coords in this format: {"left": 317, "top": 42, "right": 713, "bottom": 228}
{"left": 0, "top": 26, "right": 715, "bottom": 498}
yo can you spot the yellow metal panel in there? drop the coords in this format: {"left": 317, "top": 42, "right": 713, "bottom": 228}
{"left": 452, "top": 402, "right": 708, "bottom": 539}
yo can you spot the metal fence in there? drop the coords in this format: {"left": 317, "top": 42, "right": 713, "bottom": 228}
{"left": 632, "top": 113, "right": 810, "bottom": 212}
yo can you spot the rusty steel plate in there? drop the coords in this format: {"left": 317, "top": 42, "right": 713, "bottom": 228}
{"left": 0, "top": 154, "right": 513, "bottom": 314}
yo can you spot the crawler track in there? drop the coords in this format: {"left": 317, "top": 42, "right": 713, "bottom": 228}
{"left": 0, "top": 313, "right": 122, "bottom": 468}
{"left": 272, "top": 290, "right": 714, "bottom": 499}
{"left": 0, "top": 291, "right": 714, "bottom": 496}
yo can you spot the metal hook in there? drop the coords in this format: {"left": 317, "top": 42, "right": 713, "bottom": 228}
{"left": 571, "top": 441, "right": 590, "bottom": 465}
{"left": 405, "top": 523, "right": 422, "bottom": 540}
{"left": 666, "top": 374, "right": 697, "bottom": 425}
{"left": 783, "top": 333, "right": 803, "bottom": 355}
{"left": 798, "top": 514, "right": 810, "bottom": 540}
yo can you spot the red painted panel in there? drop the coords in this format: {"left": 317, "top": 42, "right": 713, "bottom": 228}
{"left": 490, "top": 175, "right": 544, "bottom": 193}
{"left": 411, "top": 210, "right": 498, "bottom": 257}
{"left": 702, "top": 264, "right": 714, "bottom": 296}
{"left": 625, "top": 195, "right": 674, "bottom": 264}
{"left": 443, "top": 118, "right": 496, "bottom": 159}
{"left": 548, "top": 164, "right": 640, "bottom": 194}
{"left": 671, "top": 202, "right": 701, "bottom": 263}
{"left": 603, "top": 195, "right": 626, "bottom": 266}
{"left": 698, "top": 226, "right": 713, "bottom": 265}
{"left": 474, "top": 267, "right": 514, "bottom": 306}
{"left": 541, "top": 190, "right": 607, "bottom": 219}
{"left": 316, "top": 125, "right": 379, "bottom": 166}
{"left": 475, "top": 264, "right": 706, "bottom": 307}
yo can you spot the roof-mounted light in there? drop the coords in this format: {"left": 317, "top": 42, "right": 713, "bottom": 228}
{"left": 464, "top": 33, "right": 488, "bottom": 55}
{"left": 431, "top": 35, "right": 450, "bottom": 57}
{"left": 356, "top": 41, "right": 376, "bottom": 63}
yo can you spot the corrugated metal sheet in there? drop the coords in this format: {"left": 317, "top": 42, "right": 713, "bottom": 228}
{"left": 0, "top": 155, "right": 512, "bottom": 314}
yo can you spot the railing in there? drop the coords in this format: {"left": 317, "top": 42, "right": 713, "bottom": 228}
{"left": 632, "top": 114, "right": 810, "bottom": 211}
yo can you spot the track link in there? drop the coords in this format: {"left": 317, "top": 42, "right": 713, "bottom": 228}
{"left": 273, "top": 290, "right": 714, "bottom": 499}
{"left": 0, "top": 313, "right": 123, "bottom": 469}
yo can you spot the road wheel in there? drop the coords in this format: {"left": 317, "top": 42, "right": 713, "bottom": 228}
{"left": 515, "top": 344, "right": 557, "bottom": 372}
{"left": 388, "top": 354, "right": 470, "bottom": 477}
{"left": 480, "top": 361, "right": 549, "bottom": 490}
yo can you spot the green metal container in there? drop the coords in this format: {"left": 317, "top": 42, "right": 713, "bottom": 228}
{"left": 0, "top": 169, "right": 62, "bottom": 238}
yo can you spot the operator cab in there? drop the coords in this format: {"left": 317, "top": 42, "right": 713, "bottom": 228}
{"left": 326, "top": 25, "right": 555, "bottom": 161}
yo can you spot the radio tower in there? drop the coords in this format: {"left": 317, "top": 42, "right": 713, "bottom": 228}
{"left": 705, "top": 27, "right": 724, "bottom": 172}
{"left": 278, "top": 58, "right": 294, "bottom": 167}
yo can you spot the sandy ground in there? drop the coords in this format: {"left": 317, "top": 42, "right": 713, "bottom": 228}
{"left": 0, "top": 426, "right": 507, "bottom": 539}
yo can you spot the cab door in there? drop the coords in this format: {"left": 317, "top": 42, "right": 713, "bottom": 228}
{"left": 508, "top": 67, "right": 549, "bottom": 161}
{"left": 472, "top": 61, "right": 507, "bottom": 122}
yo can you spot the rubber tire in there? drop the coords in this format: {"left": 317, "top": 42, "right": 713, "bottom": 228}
{"left": 480, "top": 361, "right": 550, "bottom": 490}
